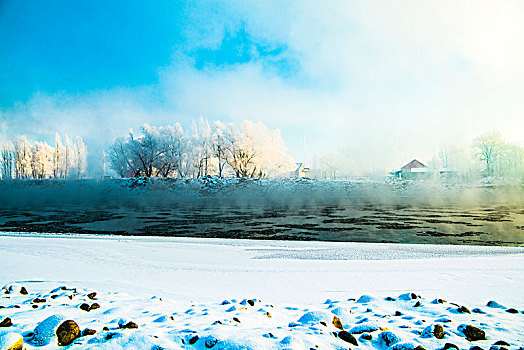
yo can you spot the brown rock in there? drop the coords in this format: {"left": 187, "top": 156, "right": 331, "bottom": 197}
{"left": 56, "top": 320, "right": 80, "bottom": 346}
{"left": 332, "top": 316, "right": 344, "bottom": 330}
{"left": 0, "top": 317, "right": 12, "bottom": 327}
{"left": 338, "top": 331, "right": 358, "bottom": 346}
{"left": 434, "top": 324, "right": 444, "bottom": 339}
{"left": 82, "top": 329, "right": 97, "bottom": 336}
{"left": 463, "top": 325, "right": 486, "bottom": 341}
{"left": 89, "top": 303, "right": 100, "bottom": 311}
{"left": 105, "top": 332, "right": 118, "bottom": 340}
{"left": 19, "top": 287, "right": 28, "bottom": 295}
{"left": 79, "top": 303, "right": 90, "bottom": 312}
{"left": 458, "top": 306, "right": 471, "bottom": 314}
{"left": 119, "top": 321, "right": 138, "bottom": 329}
{"left": 87, "top": 292, "right": 97, "bottom": 300}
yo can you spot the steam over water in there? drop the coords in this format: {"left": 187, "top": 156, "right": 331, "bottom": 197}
{"left": 1, "top": 177, "right": 523, "bottom": 246}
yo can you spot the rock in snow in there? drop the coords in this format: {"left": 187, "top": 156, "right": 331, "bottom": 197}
{"left": 56, "top": 320, "right": 81, "bottom": 346}
{"left": 460, "top": 324, "right": 487, "bottom": 341}
{"left": 337, "top": 330, "right": 358, "bottom": 346}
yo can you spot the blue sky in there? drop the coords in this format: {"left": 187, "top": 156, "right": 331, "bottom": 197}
{"left": 0, "top": 0, "right": 298, "bottom": 106}
{"left": 1, "top": 0, "right": 524, "bottom": 171}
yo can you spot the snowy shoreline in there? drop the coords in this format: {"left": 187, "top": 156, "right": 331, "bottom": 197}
{"left": 1, "top": 234, "right": 523, "bottom": 349}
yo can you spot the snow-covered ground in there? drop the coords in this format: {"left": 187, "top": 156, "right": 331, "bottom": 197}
{"left": 0, "top": 233, "right": 523, "bottom": 349}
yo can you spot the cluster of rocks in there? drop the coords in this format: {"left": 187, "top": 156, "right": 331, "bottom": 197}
{"left": 0, "top": 283, "right": 141, "bottom": 349}
{"left": 1, "top": 283, "right": 522, "bottom": 349}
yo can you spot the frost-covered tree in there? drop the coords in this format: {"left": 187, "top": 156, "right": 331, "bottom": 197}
{"left": 223, "top": 122, "right": 259, "bottom": 177}
{"left": 108, "top": 124, "right": 186, "bottom": 178}
{"left": 107, "top": 137, "right": 132, "bottom": 178}
{"left": 63, "top": 135, "right": 74, "bottom": 178}
{"left": 13, "top": 136, "right": 33, "bottom": 179}
{"left": 1, "top": 144, "right": 14, "bottom": 179}
{"left": 225, "top": 121, "right": 295, "bottom": 178}
{"left": 473, "top": 131, "right": 505, "bottom": 175}
{"left": 53, "top": 133, "right": 64, "bottom": 178}
{"left": 74, "top": 136, "right": 88, "bottom": 178}
{"left": 107, "top": 120, "right": 294, "bottom": 178}
{"left": 1, "top": 133, "right": 88, "bottom": 180}
{"left": 189, "top": 117, "right": 212, "bottom": 178}
{"left": 436, "top": 145, "right": 474, "bottom": 173}
{"left": 211, "top": 121, "right": 230, "bottom": 177}
{"left": 157, "top": 123, "right": 187, "bottom": 178}
{"left": 31, "top": 141, "right": 54, "bottom": 179}
{"left": 319, "top": 152, "right": 348, "bottom": 179}
{"left": 128, "top": 125, "right": 162, "bottom": 177}
{"left": 493, "top": 143, "right": 524, "bottom": 179}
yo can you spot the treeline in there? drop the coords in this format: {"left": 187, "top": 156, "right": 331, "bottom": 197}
{"left": 0, "top": 134, "right": 87, "bottom": 180}
{"left": 431, "top": 131, "right": 524, "bottom": 179}
{"left": 107, "top": 118, "right": 295, "bottom": 178}
{"left": 312, "top": 131, "right": 524, "bottom": 180}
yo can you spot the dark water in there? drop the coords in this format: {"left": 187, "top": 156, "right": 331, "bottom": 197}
{"left": 1, "top": 203, "right": 523, "bottom": 246}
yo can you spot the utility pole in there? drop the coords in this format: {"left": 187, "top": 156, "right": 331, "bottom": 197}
{"left": 303, "top": 135, "right": 306, "bottom": 168}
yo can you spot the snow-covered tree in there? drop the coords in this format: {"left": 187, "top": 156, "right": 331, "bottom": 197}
{"left": 225, "top": 121, "right": 295, "bottom": 178}
{"left": 53, "top": 133, "right": 64, "bottom": 178}
{"left": 156, "top": 123, "right": 187, "bottom": 178}
{"left": 63, "top": 135, "right": 74, "bottom": 178}
{"left": 107, "top": 119, "right": 295, "bottom": 179}
{"left": 13, "top": 136, "right": 33, "bottom": 179}
{"left": 1, "top": 144, "right": 14, "bottom": 179}
{"left": 473, "top": 131, "right": 505, "bottom": 175}
{"left": 107, "top": 137, "right": 132, "bottom": 178}
{"left": 189, "top": 116, "right": 212, "bottom": 178}
{"left": 31, "top": 141, "right": 54, "bottom": 179}
{"left": 1, "top": 133, "right": 88, "bottom": 180}
{"left": 211, "top": 121, "right": 230, "bottom": 177}
{"left": 74, "top": 136, "right": 88, "bottom": 178}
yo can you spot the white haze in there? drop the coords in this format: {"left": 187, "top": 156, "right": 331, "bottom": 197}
{"left": 1, "top": 0, "right": 524, "bottom": 174}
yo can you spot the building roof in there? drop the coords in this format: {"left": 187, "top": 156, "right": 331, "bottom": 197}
{"left": 401, "top": 159, "right": 427, "bottom": 170}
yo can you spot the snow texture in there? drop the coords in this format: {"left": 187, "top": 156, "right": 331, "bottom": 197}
{"left": 0, "top": 234, "right": 523, "bottom": 349}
